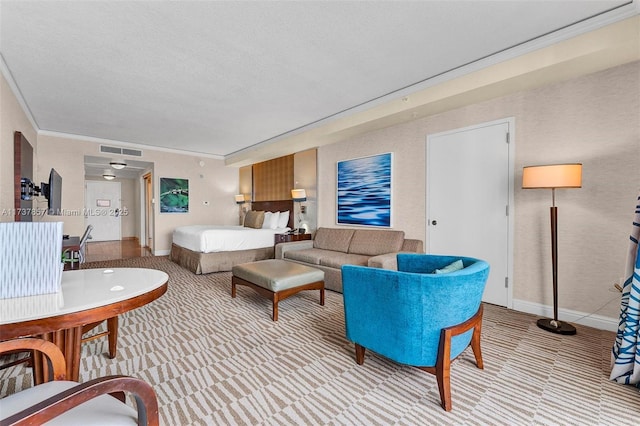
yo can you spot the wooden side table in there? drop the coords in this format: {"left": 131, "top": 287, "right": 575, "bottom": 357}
{"left": 274, "top": 233, "right": 312, "bottom": 244}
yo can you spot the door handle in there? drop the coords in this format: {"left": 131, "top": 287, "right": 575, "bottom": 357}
{"left": 431, "top": 220, "right": 437, "bottom": 225}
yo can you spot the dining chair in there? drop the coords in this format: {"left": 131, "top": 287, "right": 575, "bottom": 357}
{"left": 342, "top": 253, "right": 490, "bottom": 411}
{"left": 0, "top": 338, "right": 159, "bottom": 425}
{"left": 77, "top": 224, "right": 94, "bottom": 264}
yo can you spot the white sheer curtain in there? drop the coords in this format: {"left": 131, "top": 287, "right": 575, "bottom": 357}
{"left": 610, "top": 192, "right": 640, "bottom": 388}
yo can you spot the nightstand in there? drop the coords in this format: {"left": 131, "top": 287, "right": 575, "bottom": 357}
{"left": 274, "top": 233, "right": 312, "bottom": 244}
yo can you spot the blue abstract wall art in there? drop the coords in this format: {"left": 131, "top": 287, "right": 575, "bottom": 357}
{"left": 337, "top": 152, "right": 392, "bottom": 227}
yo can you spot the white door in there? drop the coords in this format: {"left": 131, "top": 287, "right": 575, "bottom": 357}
{"left": 85, "top": 181, "right": 122, "bottom": 242}
{"left": 427, "top": 119, "right": 513, "bottom": 307}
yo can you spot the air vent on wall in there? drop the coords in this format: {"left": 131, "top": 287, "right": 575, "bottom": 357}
{"left": 99, "top": 145, "right": 143, "bottom": 157}
{"left": 122, "top": 148, "right": 142, "bottom": 157}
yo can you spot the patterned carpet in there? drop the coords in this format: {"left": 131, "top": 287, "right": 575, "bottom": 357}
{"left": 1, "top": 256, "right": 639, "bottom": 425}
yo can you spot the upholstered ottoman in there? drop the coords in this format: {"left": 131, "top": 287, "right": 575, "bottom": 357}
{"left": 231, "top": 259, "right": 325, "bottom": 321}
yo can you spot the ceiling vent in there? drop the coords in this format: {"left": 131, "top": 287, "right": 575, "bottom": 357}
{"left": 99, "top": 145, "right": 143, "bottom": 157}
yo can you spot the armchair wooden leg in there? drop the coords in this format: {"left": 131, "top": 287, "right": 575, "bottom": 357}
{"left": 355, "top": 343, "right": 366, "bottom": 365}
{"left": 435, "top": 329, "right": 453, "bottom": 411}
{"left": 470, "top": 305, "right": 484, "bottom": 370}
{"left": 107, "top": 316, "right": 118, "bottom": 359}
{"left": 426, "top": 304, "right": 485, "bottom": 411}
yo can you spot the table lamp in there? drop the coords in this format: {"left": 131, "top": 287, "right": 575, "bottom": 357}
{"left": 291, "top": 189, "right": 307, "bottom": 234}
{"left": 235, "top": 194, "right": 247, "bottom": 225}
{"left": 522, "top": 163, "right": 582, "bottom": 335}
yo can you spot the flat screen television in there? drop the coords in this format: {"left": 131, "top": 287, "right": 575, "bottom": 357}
{"left": 41, "top": 168, "right": 62, "bottom": 215}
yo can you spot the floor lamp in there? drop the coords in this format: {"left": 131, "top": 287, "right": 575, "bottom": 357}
{"left": 522, "top": 163, "right": 582, "bottom": 335}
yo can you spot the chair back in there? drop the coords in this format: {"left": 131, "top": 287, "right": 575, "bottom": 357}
{"left": 0, "top": 338, "right": 66, "bottom": 381}
{"left": 78, "top": 225, "right": 94, "bottom": 263}
{"left": 0, "top": 338, "right": 160, "bottom": 425}
{"left": 342, "top": 254, "right": 489, "bottom": 367}
{"left": 79, "top": 225, "right": 94, "bottom": 246}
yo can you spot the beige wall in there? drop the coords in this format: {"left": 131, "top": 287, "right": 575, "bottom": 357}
{"left": 318, "top": 61, "right": 640, "bottom": 320}
{"left": 293, "top": 148, "right": 317, "bottom": 233}
{"left": 33, "top": 135, "right": 239, "bottom": 254}
{"left": 0, "top": 74, "right": 38, "bottom": 222}
{"left": 154, "top": 155, "right": 239, "bottom": 252}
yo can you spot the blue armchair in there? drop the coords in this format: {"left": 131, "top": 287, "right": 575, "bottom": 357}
{"left": 342, "top": 253, "right": 490, "bottom": 411}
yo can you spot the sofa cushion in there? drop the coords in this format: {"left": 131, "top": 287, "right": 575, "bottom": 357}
{"left": 348, "top": 230, "right": 405, "bottom": 256}
{"left": 320, "top": 253, "right": 370, "bottom": 269}
{"left": 313, "top": 227, "right": 355, "bottom": 252}
{"left": 283, "top": 248, "right": 326, "bottom": 265}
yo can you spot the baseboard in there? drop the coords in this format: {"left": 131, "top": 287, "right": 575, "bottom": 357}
{"left": 511, "top": 299, "right": 619, "bottom": 332}
{"left": 154, "top": 249, "right": 170, "bottom": 256}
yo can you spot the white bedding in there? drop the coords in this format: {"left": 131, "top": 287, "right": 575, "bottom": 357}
{"left": 172, "top": 225, "right": 290, "bottom": 253}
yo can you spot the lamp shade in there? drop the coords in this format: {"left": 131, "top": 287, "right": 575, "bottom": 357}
{"left": 235, "top": 194, "right": 245, "bottom": 204}
{"left": 522, "top": 163, "right": 582, "bottom": 189}
{"left": 291, "top": 189, "right": 307, "bottom": 202}
{"left": 110, "top": 161, "right": 127, "bottom": 170}
{"left": 102, "top": 172, "right": 116, "bottom": 180}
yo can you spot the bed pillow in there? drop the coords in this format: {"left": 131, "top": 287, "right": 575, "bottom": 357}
{"left": 269, "top": 211, "right": 281, "bottom": 229}
{"left": 277, "top": 210, "right": 290, "bottom": 228}
{"left": 261, "top": 212, "right": 272, "bottom": 229}
{"left": 244, "top": 210, "right": 265, "bottom": 229}
{"left": 262, "top": 211, "right": 280, "bottom": 229}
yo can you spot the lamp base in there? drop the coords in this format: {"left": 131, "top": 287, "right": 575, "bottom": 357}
{"left": 536, "top": 318, "right": 576, "bottom": 335}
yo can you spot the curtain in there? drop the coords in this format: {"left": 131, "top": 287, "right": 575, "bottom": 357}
{"left": 610, "top": 192, "right": 640, "bottom": 388}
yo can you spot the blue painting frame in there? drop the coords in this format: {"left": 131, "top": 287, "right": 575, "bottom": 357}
{"left": 337, "top": 152, "right": 392, "bottom": 227}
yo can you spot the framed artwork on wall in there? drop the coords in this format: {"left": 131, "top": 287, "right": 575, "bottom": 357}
{"left": 160, "top": 178, "right": 189, "bottom": 213}
{"left": 337, "top": 152, "right": 392, "bottom": 227}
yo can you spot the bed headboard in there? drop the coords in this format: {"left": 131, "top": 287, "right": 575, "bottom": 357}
{"left": 251, "top": 200, "right": 295, "bottom": 229}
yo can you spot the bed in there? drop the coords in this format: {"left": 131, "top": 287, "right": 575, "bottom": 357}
{"left": 170, "top": 200, "right": 294, "bottom": 274}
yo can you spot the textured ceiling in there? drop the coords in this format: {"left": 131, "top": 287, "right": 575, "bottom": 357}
{"left": 0, "top": 1, "right": 636, "bottom": 160}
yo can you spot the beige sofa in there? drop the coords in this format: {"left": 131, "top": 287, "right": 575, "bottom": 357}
{"left": 275, "top": 227, "right": 424, "bottom": 293}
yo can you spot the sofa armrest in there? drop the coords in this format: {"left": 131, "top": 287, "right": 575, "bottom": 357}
{"left": 275, "top": 240, "right": 314, "bottom": 259}
{"left": 368, "top": 252, "right": 400, "bottom": 270}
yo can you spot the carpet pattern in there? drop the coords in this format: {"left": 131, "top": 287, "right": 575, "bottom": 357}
{"left": 1, "top": 256, "right": 639, "bottom": 425}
